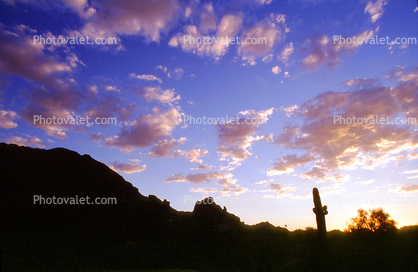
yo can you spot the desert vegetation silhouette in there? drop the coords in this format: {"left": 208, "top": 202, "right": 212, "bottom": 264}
{"left": 345, "top": 207, "right": 397, "bottom": 233}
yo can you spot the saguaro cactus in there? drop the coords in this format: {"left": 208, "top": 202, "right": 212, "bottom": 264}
{"left": 312, "top": 187, "right": 328, "bottom": 237}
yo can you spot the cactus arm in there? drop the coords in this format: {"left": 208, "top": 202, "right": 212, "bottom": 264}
{"left": 312, "top": 187, "right": 327, "bottom": 237}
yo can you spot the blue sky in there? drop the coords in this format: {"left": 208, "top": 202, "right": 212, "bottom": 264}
{"left": 0, "top": 0, "right": 417, "bottom": 231}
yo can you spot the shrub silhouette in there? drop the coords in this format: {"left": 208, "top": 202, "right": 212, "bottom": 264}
{"left": 346, "top": 208, "right": 397, "bottom": 233}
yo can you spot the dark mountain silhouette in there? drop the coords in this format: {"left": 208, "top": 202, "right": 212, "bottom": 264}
{"left": 1, "top": 143, "right": 417, "bottom": 272}
{"left": 0, "top": 143, "right": 243, "bottom": 239}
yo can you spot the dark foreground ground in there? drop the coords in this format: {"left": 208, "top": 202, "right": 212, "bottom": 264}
{"left": 2, "top": 226, "right": 418, "bottom": 272}
{"left": 1, "top": 143, "right": 417, "bottom": 271}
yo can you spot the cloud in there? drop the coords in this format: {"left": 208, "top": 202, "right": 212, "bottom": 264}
{"left": 0, "top": 25, "right": 75, "bottom": 81}
{"left": 401, "top": 169, "right": 418, "bottom": 180}
{"left": 290, "top": 0, "right": 326, "bottom": 7}
{"left": 301, "top": 30, "right": 374, "bottom": 71}
{"left": 134, "top": 86, "right": 181, "bottom": 105}
{"left": 239, "top": 14, "right": 288, "bottom": 65}
{"left": 272, "top": 66, "right": 282, "bottom": 74}
{"left": 0, "top": 110, "right": 18, "bottom": 129}
{"left": 390, "top": 184, "right": 418, "bottom": 193}
{"left": 343, "top": 77, "right": 379, "bottom": 89}
{"left": 156, "top": 65, "right": 184, "bottom": 79}
{"left": 169, "top": 13, "right": 242, "bottom": 60}
{"left": 270, "top": 67, "right": 418, "bottom": 183}
{"left": 193, "top": 164, "right": 213, "bottom": 170}
{"left": 273, "top": 125, "right": 299, "bottom": 145}
{"left": 109, "top": 161, "right": 146, "bottom": 174}
{"left": 166, "top": 172, "right": 225, "bottom": 184}
{"left": 261, "top": 183, "right": 296, "bottom": 198}
{"left": 255, "top": 0, "right": 273, "bottom": 4}
{"left": 89, "top": 132, "right": 105, "bottom": 142}
{"left": 216, "top": 108, "right": 274, "bottom": 164}
{"left": 185, "top": 148, "right": 209, "bottom": 164}
{"left": 406, "top": 175, "right": 418, "bottom": 179}
{"left": 278, "top": 42, "right": 294, "bottom": 62}
{"left": 217, "top": 178, "right": 248, "bottom": 196}
{"left": 82, "top": 85, "right": 134, "bottom": 125}
{"left": 130, "top": 73, "right": 162, "bottom": 84}
{"left": 147, "top": 137, "right": 186, "bottom": 158}
{"left": 189, "top": 187, "right": 218, "bottom": 194}
{"left": 319, "top": 179, "right": 346, "bottom": 195}
{"left": 73, "top": 0, "right": 180, "bottom": 43}
{"left": 0, "top": 24, "right": 88, "bottom": 137}
{"left": 364, "top": 0, "right": 388, "bottom": 23}
{"left": 5, "top": 135, "right": 48, "bottom": 148}
{"left": 169, "top": 11, "right": 288, "bottom": 64}
{"left": 170, "top": 149, "right": 186, "bottom": 158}
{"left": 281, "top": 105, "right": 298, "bottom": 117}
{"left": 255, "top": 179, "right": 274, "bottom": 185}
{"left": 300, "top": 166, "right": 349, "bottom": 183}
{"left": 199, "top": 3, "right": 217, "bottom": 34}
{"left": 2, "top": 0, "right": 94, "bottom": 18}
{"left": 221, "top": 187, "right": 249, "bottom": 196}
{"left": 267, "top": 153, "right": 314, "bottom": 176}
{"left": 356, "top": 179, "right": 376, "bottom": 185}
{"left": 166, "top": 171, "right": 248, "bottom": 195}
{"left": 105, "top": 107, "right": 182, "bottom": 153}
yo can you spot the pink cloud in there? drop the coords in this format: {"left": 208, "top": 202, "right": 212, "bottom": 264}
{"left": 267, "top": 153, "right": 315, "bottom": 176}
{"left": 6, "top": 135, "right": 48, "bottom": 148}
{"left": 239, "top": 14, "right": 288, "bottom": 65}
{"left": 300, "top": 30, "right": 374, "bottom": 72}
{"left": 109, "top": 161, "right": 146, "bottom": 174}
{"left": 270, "top": 67, "right": 418, "bottom": 182}
{"left": 105, "top": 107, "right": 183, "bottom": 153}
{"left": 77, "top": 0, "right": 180, "bottom": 42}
{"left": 0, "top": 110, "right": 18, "bottom": 129}
{"left": 216, "top": 108, "right": 274, "bottom": 164}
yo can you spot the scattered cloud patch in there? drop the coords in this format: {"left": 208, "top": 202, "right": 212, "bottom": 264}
{"left": 364, "top": 0, "right": 388, "bottom": 23}
{"left": 109, "top": 161, "right": 146, "bottom": 174}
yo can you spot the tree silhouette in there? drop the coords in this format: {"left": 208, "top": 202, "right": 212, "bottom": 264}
{"left": 346, "top": 208, "right": 397, "bottom": 233}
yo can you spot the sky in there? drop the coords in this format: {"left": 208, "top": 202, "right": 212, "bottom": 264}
{"left": 0, "top": 0, "right": 417, "bottom": 231}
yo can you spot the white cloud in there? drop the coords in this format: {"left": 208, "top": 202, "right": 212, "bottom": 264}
{"left": 185, "top": 148, "right": 209, "bottom": 164}
{"left": 169, "top": 14, "right": 242, "bottom": 60}
{"left": 189, "top": 187, "right": 218, "bottom": 194}
{"left": 134, "top": 86, "right": 180, "bottom": 105}
{"left": 130, "top": 73, "right": 162, "bottom": 84}
{"left": 365, "top": 0, "right": 388, "bottom": 23}
{"left": 278, "top": 42, "right": 294, "bottom": 63}
{"left": 272, "top": 66, "right": 281, "bottom": 74}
